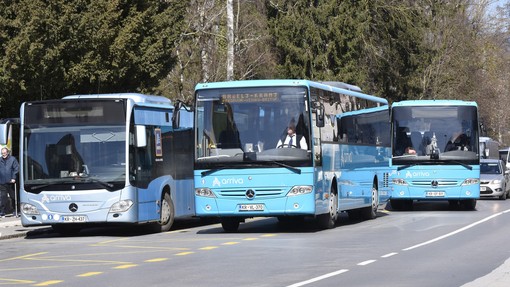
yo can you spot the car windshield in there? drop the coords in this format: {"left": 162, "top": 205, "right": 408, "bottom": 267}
{"left": 481, "top": 163, "right": 501, "bottom": 174}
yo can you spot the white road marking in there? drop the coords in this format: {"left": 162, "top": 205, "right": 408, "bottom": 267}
{"left": 403, "top": 208, "right": 510, "bottom": 251}
{"left": 285, "top": 208, "right": 510, "bottom": 287}
{"left": 286, "top": 269, "right": 349, "bottom": 287}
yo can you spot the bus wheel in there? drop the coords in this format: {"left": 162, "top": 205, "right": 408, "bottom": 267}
{"left": 361, "top": 186, "right": 378, "bottom": 220}
{"left": 159, "top": 192, "right": 175, "bottom": 232}
{"left": 221, "top": 218, "right": 240, "bottom": 232}
{"left": 461, "top": 199, "right": 477, "bottom": 210}
{"left": 317, "top": 190, "right": 338, "bottom": 229}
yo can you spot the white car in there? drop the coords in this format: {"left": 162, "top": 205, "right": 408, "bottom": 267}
{"left": 480, "top": 159, "right": 510, "bottom": 200}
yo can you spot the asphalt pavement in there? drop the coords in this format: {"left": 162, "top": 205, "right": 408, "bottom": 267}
{"left": 1, "top": 214, "right": 510, "bottom": 286}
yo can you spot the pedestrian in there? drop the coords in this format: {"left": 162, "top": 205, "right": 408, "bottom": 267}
{"left": 0, "top": 147, "right": 19, "bottom": 217}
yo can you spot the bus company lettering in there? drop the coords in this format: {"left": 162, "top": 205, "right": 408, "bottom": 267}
{"left": 405, "top": 171, "right": 431, "bottom": 178}
{"left": 212, "top": 177, "right": 244, "bottom": 187}
{"left": 41, "top": 194, "right": 72, "bottom": 203}
{"left": 341, "top": 152, "right": 353, "bottom": 164}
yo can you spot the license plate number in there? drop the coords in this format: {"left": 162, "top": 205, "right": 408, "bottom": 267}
{"left": 239, "top": 204, "right": 264, "bottom": 211}
{"left": 426, "top": 191, "right": 445, "bottom": 197}
{"left": 62, "top": 215, "right": 87, "bottom": 223}
{"left": 480, "top": 186, "right": 487, "bottom": 191}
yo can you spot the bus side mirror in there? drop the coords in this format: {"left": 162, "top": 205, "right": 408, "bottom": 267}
{"left": 316, "top": 106, "right": 325, "bottom": 127}
{"left": 135, "top": 125, "right": 147, "bottom": 147}
{"left": 0, "top": 123, "right": 8, "bottom": 145}
{"left": 312, "top": 102, "right": 325, "bottom": 128}
{"left": 172, "top": 109, "right": 180, "bottom": 129}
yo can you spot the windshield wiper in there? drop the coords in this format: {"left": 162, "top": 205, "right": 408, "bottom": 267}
{"left": 397, "top": 164, "right": 417, "bottom": 171}
{"left": 27, "top": 180, "right": 77, "bottom": 193}
{"left": 268, "top": 161, "right": 301, "bottom": 174}
{"left": 449, "top": 160, "right": 473, "bottom": 170}
{"left": 81, "top": 178, "right": 116, "bottom": 190}
{"left": 201, "top": 161, "right": 302, "bottom": 176}
{"left": 201, "top": 167, "right": 226, "bottom": 177}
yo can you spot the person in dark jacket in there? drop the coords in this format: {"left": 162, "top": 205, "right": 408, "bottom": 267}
{"left": 0, "top": 147, "right": 19, "bottom": 217}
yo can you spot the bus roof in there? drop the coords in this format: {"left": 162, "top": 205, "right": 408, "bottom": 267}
{"left": 336, "top": 105, "right": 388, "bottom": 119}
{"left": 63, "top": 93, "right": 173, "bottom": 108}
{"left": 195, "top": 79, "right": 388, "bottom": 105}
{"left": 392, "top": 100, "right": 478, "bottom": 108}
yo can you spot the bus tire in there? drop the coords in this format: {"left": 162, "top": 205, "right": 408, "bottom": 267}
{"left": 461, "top": 199, "right": 476, "bottom": 210}
{"left": 159, "top": 192, "right": 175, "bottom": 232}
{"left": 221, "top": 218, "right": 240, "bottom": 232}
{"left": 361, "top": 186, "right": 378, "bottom": 220}
{"left": 317, "top": 190, "right": 338, "bottom": 229}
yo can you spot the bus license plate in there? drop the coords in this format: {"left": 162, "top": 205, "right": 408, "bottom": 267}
{"left": 426, "top": 191, "right": 445, "bottom": 197}
{"left": 239, "top": 204, "right": 264, "bottom": 211}
{"left": 63, "top": 215, "right": 87, "bottom": 223}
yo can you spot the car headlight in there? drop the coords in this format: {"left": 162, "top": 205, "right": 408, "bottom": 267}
{"left": 21, "top": 203, "right": 40, "bottom": 215}
{"left": 492, "top": 179, "right": 502, "bottom": 184}
{"left": 110, "top": 200, "right": 134, "bottom": 212}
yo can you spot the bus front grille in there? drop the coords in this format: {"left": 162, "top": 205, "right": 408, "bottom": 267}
{"left": 218, "top": 188, "right": 285, "bottom": 198}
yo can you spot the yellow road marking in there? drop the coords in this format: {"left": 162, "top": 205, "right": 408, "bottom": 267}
{"left": 175, "top": 252, "right": 194, "bottom": 256}
{"left": 77, "top": 272, "right": 103, "bottom": 277}
{"left": 0, "top": 278, "right": 36, "bottom": 284}
{"left": 93, "top": 238, "right": 131, "bottom": 245}
{"left": 243, "top": 238, "right": 258, "bottom": 241}
{"left": 260, "top": 234, "right": 277, "bottom": 237}
{"left": 145, "top": 258, "right": 168, "bottom": 263}
{"left": 199, "top": 246, "right": 218, "bottom": 250}
{"left": 221, "top": 242, "right": 240, "bottom": 245}
{"left": 0, "top": 252, "right": 48, "bottom": 262}
{"left": 33, "top": 280, "right": 63, "bottom": 286}
{"left": 113, "top": 264, "right": 138, "bottom": 269}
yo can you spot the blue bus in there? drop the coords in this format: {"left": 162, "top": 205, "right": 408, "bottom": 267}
{"left": 194, "top": 80, "right": 391, "bottom": 231}
{"left": 390, "top": 100, "right": 480, "bottom": 210}
{"left": 16, "top": 93, "right": 194, "bottom": 234}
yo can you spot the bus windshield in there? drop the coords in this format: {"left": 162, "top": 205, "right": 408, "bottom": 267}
{"left": 195, "top": 86, "right": 312, "bottom": 168}
{"left": 392, "top": 105, "right": 479, "bottom": 164}
{"left": 23, "top": 101, "right": 127, "bottom": 192}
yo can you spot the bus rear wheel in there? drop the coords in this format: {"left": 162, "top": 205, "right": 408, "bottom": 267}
{"left": 158, "top": 192, "right": 175, "bottom": 232}
{"left": 361, "top": 186, "right": 378, "bottom": 220}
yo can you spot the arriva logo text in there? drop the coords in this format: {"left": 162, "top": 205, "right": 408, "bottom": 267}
{"left": 405, "top": 171, "right": 431, "bottom": 178}
{"left": 41, "top": 194, "right": 72, "bottom": 203}
{"left": 212, "top": 177, "right": 244, "bottom": 187}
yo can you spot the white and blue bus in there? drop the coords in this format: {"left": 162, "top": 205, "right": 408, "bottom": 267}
{"left": 194, "top": 80, "right": 391, "bottom": 231}
{"left": 390, "top": 100, "right": 480, "bottom": 210}
{"left": 17, "top": 93, "right": 194, "bottom": 234}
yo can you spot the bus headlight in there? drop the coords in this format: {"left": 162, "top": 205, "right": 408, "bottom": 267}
{"left": 462, "top": 178, "right": 479, "bottom": 186}
{"left": 110, "top": 200, "right": 134, "bottom": 212}
{"left": 392, "top": 178, "right": 408, "bottom": 185}
{"left": 287, "top": 186, "right": 313, "bottom": 196}
{"left": 195, "top": 188, "right": 216, "bottom": 198}
{"left": 21, "top": 203, "right": 40, "bottom": 215}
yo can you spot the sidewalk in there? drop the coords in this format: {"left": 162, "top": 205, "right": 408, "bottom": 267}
{"left": 0, "top": 215, "right": 51, "bottom": 240}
